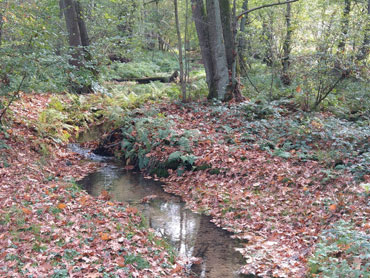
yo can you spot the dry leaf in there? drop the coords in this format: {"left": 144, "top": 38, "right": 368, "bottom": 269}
{"left": 100, "top": 233, "right": 111, "bottom": 241}
{"left": 22, "top": 207, "right": 32, "bottom": 215}
{"left": 57, "top": 203, "right": 66, "bottom": 210}
{"left": 329, "top": 204, "right": 337, "bottom": 212}
{"left": 116, "top": 256, "right": 125, "bottom": 267}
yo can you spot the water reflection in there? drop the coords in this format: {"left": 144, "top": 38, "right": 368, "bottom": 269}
{"left": 79, "top": 165, "right": 245, "bottom": 278}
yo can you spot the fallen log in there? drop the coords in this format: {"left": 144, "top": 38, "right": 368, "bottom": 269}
{"left": 113, "top": 71, "right": 178, "bottom": 84}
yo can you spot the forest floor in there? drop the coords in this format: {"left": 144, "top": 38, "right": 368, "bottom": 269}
{"left": 1, "top": 92, "right": 368, "bottom": 278}
{"left": 107, "top": 100, "right": 369, "bottom": 277}
{"left": 0, "top": 93, "right": 187, "bottom": 278}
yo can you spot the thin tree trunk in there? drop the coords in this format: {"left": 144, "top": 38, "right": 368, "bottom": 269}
{"left": 219, "top": 0, "right": 234, "bottom": 71}
{"left": 262, "top": 17, "right": 273, "bottom": 66}
{"left": 0, "top": 12, "right": 3, "bottom": 47}
{"left": 184, "top": 0, "right": 190, "bottom": 83}
{"left": 338, "top": 0, "right": 351, "bottom": 51}
{"left": 281, "top": 2, "right": 292, "bottom": 85}
{"left": 0, "top": 0, "right": 9, "bottom": 46}
{"left": 74, "top": 1, "right": 89, "bottom": 47}
{"left": 174, "top": 0, "right": 186, "bottom": 102}
{"left": 357, "top": 0, "right": 370, "bottom": 60}
{"left": 238, "top": 0, "right": 249, "bottom": 74}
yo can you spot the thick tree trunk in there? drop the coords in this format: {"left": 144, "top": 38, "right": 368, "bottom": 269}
{"left": 174, "top": 0, "right": 187, "bottom": 102}
{"left": 206, "top": 0, "right": 229, "bottom": 100}
{"left": 192, "top": 0, "right": 216, "bottom": 97}
{"left": 62, "top": 0, "right": 93, "bottom": 93}
{"left": 63, "top": 0, "right": 83, "bottom": 67}
{"left": 281, "top": 2, "right": 292, "bottom": 85}
{"left": 192, "top": 0, "right": 229, "bottom": 100}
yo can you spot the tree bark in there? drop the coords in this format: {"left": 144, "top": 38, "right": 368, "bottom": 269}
{"left": 63, "top": 0, "right": 83, "bottom": 68}
{"left": 238, "top": 0, "right": 249, "bottom": 74}
{"left": 74, "top": 1, "right": 89, "bottom": 47}
{"left": 62, "top": 0, "right": 93, "bottom": 93}
{"left": 174, "top": 0, "right": 187, "bottom": 102}
{"left": 338, "top": 0, "right": 351, "bottom": 51}
{"left": 192, "top": 0, "right": 229, "bottom": 100}
{"left": 357, "top": 0, "right": 370, "bottom": 60}
{"left": 192, "top": 0, "right": 216, "bottom": 97}
{"left": 0, "top": 0, "right": 9, "bottom": 46}
{"left": 206, "top": 0, "right": 229, "bottom": 100}
{"left": 219, "top": 0, "right": 234, "bottom": 71}
{"left": 281, "top": 2, "right": 292, "bottom": 85}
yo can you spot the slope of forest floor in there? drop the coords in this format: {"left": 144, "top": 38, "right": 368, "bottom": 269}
{"left": 0, "top": 93, "right": 187, "bottom": 278}
{"left": 1, "top": 92, "right": 368, "bottom": 278}
{"left": 98, "top": 99, "right": 369, "bottom": 277}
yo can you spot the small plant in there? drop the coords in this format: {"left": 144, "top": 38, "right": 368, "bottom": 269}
{"left": 309, "top": 220, "right": 370, "bottom": 278}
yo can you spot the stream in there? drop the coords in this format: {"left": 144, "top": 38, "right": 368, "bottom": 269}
{"left": 70, "top": 144, "right": 247, "bottom": 278}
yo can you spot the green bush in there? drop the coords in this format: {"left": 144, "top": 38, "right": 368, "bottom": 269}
{"left": 117, "top": 110, "right": 200, "bottom": 174}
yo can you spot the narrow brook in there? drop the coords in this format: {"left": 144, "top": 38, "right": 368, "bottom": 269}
{"left": 71, "top": 145, "right": 247, "bottom": 278}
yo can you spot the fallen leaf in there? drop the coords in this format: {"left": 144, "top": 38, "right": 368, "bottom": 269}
{"left": 126, "top": 206, "right": 138, "bottom": 214}
{"left": 100, "top": 233, "right": 111, "bottom": 241}
{"left": 22, "top": 207, "right": 32, "bottom": 215}
{"left": 329, "top": 204, "right": 337, "bottom": 212}
{"left": 116, "top": 256, "right": 125, "bottom": 267}
{"left": 57, "top": 203, "right": 66, "bottom": 210}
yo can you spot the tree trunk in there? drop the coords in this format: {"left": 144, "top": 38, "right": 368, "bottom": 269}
{"left": 357, "top": 0, "right": 370, "bottom": 60}
{"left": 338, "top": 0, "right": 351, "bottom": 51}
{"left": 280, "top": 2, "right": 292, "bottom": 85}
{"left": 262, "top": 16, "right": 274, "bottom": 66}
{"left": 206, "top": 0, "right": 229, "bottom": 100}
{"left": 62, "top": 0, "right": 92, "bottom": 93}
{"left": 192, "top": 0, "right": 216, "bottom": 97}
{"left": 219, "top": 0, "right": 234, "bottom": 71}
{"left": 174, "top": 0, "right": 187, "bottom": 101}
{"left": 74, "top": 1, "right": 89, "bottom": 47}
{"left": 63, "top": 0, "right": 83, "bottom": 67}
{"left": 0, "top": 0, "right": 9, "bottom": 46}
{"left": 0, "top": 12, "right": 3, "bottom": 47}
{"left": 238, "top": 0, "right": 249, "bottom": 74}
{"left": 192, "top": 0, "right": 229, "bottom": 100}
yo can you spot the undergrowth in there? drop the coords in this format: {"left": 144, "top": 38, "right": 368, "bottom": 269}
{"left": 232, "top": 100, "right": 369, "bottom": 181}
{"left": 308, "top": 220, "right": 370, "bottom": 278}
{"left": 115, "top": 108, "right": 199, "bottom": 177}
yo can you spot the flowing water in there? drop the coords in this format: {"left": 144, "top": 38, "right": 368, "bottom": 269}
{"left": 71, "top": 145, "right": 247, "bottom": 278}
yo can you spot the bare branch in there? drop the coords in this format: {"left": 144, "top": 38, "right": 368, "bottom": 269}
{"left": 237, "top": 0, "right": 299, "bottom": 20}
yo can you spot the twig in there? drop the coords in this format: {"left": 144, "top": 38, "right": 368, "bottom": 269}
{"left": 238, "top": 53, "right": 261, "bottom": 95}
{"left": 0, "top": 74, "right": 27, "bottom": 123}
{"left": 237, "top": 0, "right": 300, "bottom": 20}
